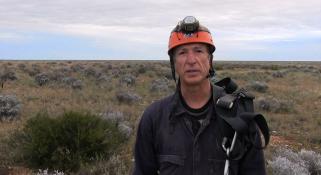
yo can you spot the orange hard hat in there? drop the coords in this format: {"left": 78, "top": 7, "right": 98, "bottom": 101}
{"left": 168, "top": 16, "right": 216, "bottom": 55}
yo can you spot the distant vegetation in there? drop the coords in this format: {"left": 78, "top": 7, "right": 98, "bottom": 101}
{"left": 0, "top": 60, "right": 320, "bottom": 174}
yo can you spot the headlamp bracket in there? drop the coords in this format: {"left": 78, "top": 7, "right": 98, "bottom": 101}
{"left": 179, "top": 16, "right": 199, "bottom": 34}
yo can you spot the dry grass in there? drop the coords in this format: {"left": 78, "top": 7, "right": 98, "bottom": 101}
{"left": 1, "top": 60, "right": 320, "bottom": 173}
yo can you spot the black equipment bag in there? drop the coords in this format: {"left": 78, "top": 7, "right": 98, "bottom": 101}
{"left": 212, "top": 77, "right": 270, "bottom": 155}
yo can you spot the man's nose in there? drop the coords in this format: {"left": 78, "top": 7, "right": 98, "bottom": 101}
{"left": 186, "top": 51, "right": 197, "bottom": 64}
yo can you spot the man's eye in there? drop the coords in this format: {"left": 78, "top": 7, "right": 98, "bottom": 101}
{"left": 196, "top": 50, "right": 203, "bottom": 53}
{"left": 178, "top": 51, "right": 185, "bottom": 55}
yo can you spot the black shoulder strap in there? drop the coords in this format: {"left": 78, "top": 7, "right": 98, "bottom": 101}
{"left": 214, "top": 77, "right": 238, "bottom": 94}
{"left": 239, "top": 112, "right": 270, "bottom": 148}
{"left": 212, "top": 84, "right": 225, "bottom": 102}
{"left": 213, "top": 78, "right": 270, "bottom": 149}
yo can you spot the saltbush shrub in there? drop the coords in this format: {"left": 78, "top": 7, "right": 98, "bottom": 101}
{"left": 269, "top": 156, "right": 309, "bottom": 175}
{"left": 137, "top": 64, "right": 147, "bottom": 74}
{"left": 83, "top": 67, "right": 96, "bottom": 77}
{"left": 247, "top": 81, "right": 269, "bottom": 93}
{"left": 71, "top": 80, "right": 83, "bottom": 90}
{"left": 35, "top": 73, "right": 50, "bottom": 86}
{"left": 268, "top": 148, "right": 321, "bottom": 175}
{"left": 71, "top": 64, "right": 85, "bottom": 73}
{"left": 100, "top": 109, "right": 133, "bottom": 139}
{"left": 119, "top": 74, "right": 136, "bottom": 87}
{"left": 0, "top": 69, "right": 18, "bottom": 81}
{"left": 150, "top": 78, "right": 171, "bottom": 93}
{"left": 116, "top": 91, "right": 141, "bottom": 104}
{"left": 0, "top": 94, "right": 21, "bottom": 121}
{"left": 19, "top": 111, "right": 126, "bottom": 172}
{"left": 272, "top": 71, "right": 286, "bottom": 78}
{"left": 255, "top": 97, "right": 294, "bottom": 113}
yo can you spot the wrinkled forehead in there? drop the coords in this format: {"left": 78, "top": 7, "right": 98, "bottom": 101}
{"left": 173, "top": 43, "right": 209, "bottom": 54}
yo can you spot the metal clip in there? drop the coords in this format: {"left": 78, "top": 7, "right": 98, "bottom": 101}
{"left": 216, "top": 99, "right": 234, "bottom": 109}
{"left": 222, "top": 132, "right": 238, "bottom": 175}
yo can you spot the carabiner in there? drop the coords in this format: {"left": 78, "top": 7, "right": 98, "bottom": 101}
{"left": 222, "top": 132, "right": 238, "bottom": 175}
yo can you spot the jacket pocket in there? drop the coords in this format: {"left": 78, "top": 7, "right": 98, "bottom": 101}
{"left": 208, "top": 158, "right": 239, "bottom": 175}
{"left": 157, "top": 155, "right": 185, "bottom": 175}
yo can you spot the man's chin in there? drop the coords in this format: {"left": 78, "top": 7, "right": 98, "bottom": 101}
{"left": 181, "top": 77, "right": 206, "bottom": 86}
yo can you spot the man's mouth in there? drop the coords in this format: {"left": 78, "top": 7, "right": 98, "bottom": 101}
{"left": 185, "top": 69, "right": 200, "bottom": 74}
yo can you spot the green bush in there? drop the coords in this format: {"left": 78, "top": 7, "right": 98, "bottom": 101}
{"left": 19, "top": 111, "right": 126, "bottom": 172}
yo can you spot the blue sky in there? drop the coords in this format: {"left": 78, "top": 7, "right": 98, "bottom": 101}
{"left": 0, "top": 0, "right": 320, "bottom": 61}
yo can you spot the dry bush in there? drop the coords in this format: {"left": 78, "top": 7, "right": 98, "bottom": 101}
{"left": 0, "top": 95, "right": 21, "bottom": 121}
{"left": 268, "top": 148, "right": 321, "bottom": 175}
{"left": 255, "top": 96, "right": 294, "bottom": 113}
{"left": 137, "top": 64, "right": 147, "bottom": 74}
{"left": 149, "top": 78, "right": 174, "bottom": 94}
{"left": 71, "top": 64, "right": 85, "bottom": 73}
{"left": 34, "top": 73, "right": 50, "bottom": 86}
{"left": 246, "top": 81, "right": 269, "bottom": 93}
{"left": 28, "top": 64, "right": 42, "bottom": 76}
{"left": 84, "top": 67, "right": 99, "bottom": 78}
{"left": 272, "top": 71, "right": 287, "bottom": 78}
{"left": 0, "top": 68, "right": 18, "bottom": 88}
{"left": 71, "top": 80, "right": 83, "bottom": 90}
{"left": 155, "top": 67, "right": 172, "bottom": 79}
{"left": 115, "top": 91, "right": 141, "bottom": 104}
{"left": 0, "top": 69, "right": 18, "bottom": 81}
{"left": 17, "top": 63, "right": 27, "bottom": 71}
{"left": 119, "top": 74, "right": 136, "bottom": 87}
{"left": 95, "top": 74, "right": 113, "bottom": 89}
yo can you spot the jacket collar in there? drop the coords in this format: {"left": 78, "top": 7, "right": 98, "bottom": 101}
{"left": 169, "top": 85, "right": 221, "bottom": 120}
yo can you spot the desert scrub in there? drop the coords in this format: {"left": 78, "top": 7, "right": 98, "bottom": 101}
{"left": 268, "top": 148, "right": 321, "bottom": 175}
{"left": 0, "top": 94, "right": 21, "bottom": 121}
{"left": 15, "top": 111, "right": 126, "bottom": 172}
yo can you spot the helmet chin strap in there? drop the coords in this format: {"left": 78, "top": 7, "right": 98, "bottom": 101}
{"left": 207, "top": 54, "right": 216, "bottom": 78}
{"left": 170, "top": 55, "right": 177, "bottom": 82}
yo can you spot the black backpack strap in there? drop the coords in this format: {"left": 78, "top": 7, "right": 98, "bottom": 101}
{"left": 212, "top": 84, "right": 225, "bottom": 102}
{"left": 215, "top": 83, "right": 270, "bottom": 149}
{"left": 216, "top": 94, "right": 237, "bottom": 109}
{"left": 239, "top": 112, "right": 270, "bottom": 148}
{"left": 212, "top": 77, "right": 270, "bottom": 175}
{"left": 214, "top": 77, "right": 238, "bottom": 94}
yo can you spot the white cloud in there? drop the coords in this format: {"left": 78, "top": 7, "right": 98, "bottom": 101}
{"left": 1, "top": 0, "right": 320, "bottom": 39}
{"left": 0, "top": 0, "right": 320, "bottom": 59}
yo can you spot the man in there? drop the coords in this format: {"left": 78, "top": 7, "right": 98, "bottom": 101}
{"left": 133, "top": 16, "right": 267, "bottom": 175}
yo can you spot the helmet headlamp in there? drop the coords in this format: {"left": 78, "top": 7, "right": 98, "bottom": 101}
{"left": 180, "top": 16, "right": 199, "bottom": 34}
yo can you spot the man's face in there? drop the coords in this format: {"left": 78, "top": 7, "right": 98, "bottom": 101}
{"left": 173, "top": 43, "right": 211, "bottom": 86}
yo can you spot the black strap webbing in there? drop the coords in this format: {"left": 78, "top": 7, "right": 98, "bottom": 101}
{"left": 239, "top": 112, "right": 270, "bottom": 148}
{"left": 214, "top": 77, "right": 238, "bottom": 94}
{"left": 212, "top": 78, "right": 270, "bottom": 149}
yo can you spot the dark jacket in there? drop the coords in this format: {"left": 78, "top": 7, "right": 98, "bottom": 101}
{"left": 133, "top": 85, "right": 266, "bottom": 175}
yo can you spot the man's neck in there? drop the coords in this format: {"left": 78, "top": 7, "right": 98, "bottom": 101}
{"left": 180, "top": 80, "right": 212, "bottom": 109}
